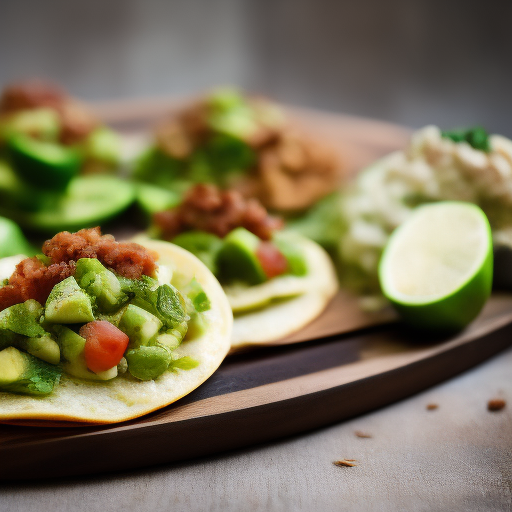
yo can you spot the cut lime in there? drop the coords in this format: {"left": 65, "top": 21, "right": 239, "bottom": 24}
{"left": 379, "top": 202, "right": 493, "bottom": 331}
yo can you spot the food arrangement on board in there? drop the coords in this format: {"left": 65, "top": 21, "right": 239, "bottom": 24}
{"left": 0, "top": 80, "right": 509, "bottom": 426}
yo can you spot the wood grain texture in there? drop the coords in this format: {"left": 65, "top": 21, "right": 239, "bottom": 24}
{"left": 1, "top": 294, "right": 511, "bottom": 480}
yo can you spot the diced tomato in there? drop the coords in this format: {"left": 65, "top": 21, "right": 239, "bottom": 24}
{"left": 256, "top": 242, "right": 288, "bottom": 279}
{"left": 80, "top": 321, "right": 129, "bottom": 373}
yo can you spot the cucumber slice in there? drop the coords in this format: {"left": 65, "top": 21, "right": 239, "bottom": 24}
{"left": 0, "top": 346, "right": 61, "bottom": 396}
{"left": 0, "top": 216, "right": 34, "bottom": 258}
{"left": 217, "top": 227, "right": 267, "bottom": 285}
{"left": 8, "top": 133, "right": 82, "bottom": 190}
{"left": 137, "top": 183, "right": 181, "bottom": 216}
{"left": 45, "top": 276, "right": 95, "bottom": 323}
{"left": 0, "top": 175, "right": 135, "bottom": 233}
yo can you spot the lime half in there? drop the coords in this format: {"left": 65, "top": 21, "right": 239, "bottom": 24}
{"left": 379, "top": 202, "right": 493, "bottom": 331}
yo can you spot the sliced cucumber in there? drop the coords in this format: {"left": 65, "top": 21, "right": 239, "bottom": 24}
{"left": 8, "top": 133, "right": 82, "bottom": 190}
{"left": 0, "top": 175, "right": 135, "bottom": 233}
{"left": 0, "top": 216, "right": 34, "bottom": 258}
{"left": 0, "top": 346, "right": 61, "bottom": 396}
{"left": 137, "top": 183, "right": 181, "bottom": 216}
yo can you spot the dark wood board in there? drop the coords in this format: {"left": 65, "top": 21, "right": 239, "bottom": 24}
{"left": 1, "top": 102, "right": 510, "bottom": 481}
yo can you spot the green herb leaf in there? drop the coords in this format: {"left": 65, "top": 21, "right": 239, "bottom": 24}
{"left": 441, "top": 127, "right": 491, "bottom": 152}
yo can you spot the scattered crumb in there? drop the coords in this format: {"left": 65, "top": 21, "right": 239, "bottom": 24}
{"left": 488, "top": 398, "right": 506, "bottom": 412}
{"left": 426, "top": 403, "right": 439, "bottom": 411}
{"left": 333, "top": 459, "right": 357, "bottom": 467}
{"left": 354, "top": 430, "right": 372, "bottom": 438}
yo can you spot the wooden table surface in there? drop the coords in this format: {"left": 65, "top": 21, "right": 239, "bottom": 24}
{"left": 1, "top": 344, "right": 511, "bottom": 511}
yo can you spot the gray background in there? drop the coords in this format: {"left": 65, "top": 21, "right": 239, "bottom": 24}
{"left": 1, "top": 0, "right": 511, "bottom": 134}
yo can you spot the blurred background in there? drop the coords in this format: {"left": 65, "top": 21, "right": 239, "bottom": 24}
{"left": 1, "top": 0, "right": 511, "bottom": 134}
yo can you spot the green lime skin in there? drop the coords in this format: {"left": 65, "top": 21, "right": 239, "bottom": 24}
{"left": 379, "top": 204, "right": 493, "bottom": 332}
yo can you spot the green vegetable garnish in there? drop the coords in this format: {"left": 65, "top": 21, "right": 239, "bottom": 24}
{"left": 169, "top": 356, "right": 199, "bottom": 371}
{"left": 441, "top": 127, "right": 491, "bottom": 152}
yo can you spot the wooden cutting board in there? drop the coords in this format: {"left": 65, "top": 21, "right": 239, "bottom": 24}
{"left": 0, "top": 103, "right": 510, "bottom": 481}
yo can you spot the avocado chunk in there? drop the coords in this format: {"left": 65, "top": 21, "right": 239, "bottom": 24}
{"left": 8, "top": 132, "right": 82, "bottom": 190}
{"left": 185, "top": 312, "right": 208, "bottom": 341}
{"left": 118, "top": 304, "right": 163, "bottom": 348}
{"left": 0, "top": 346, "right": 61, "bottom": 395}
{"left": 55, "top": 325, "right": 117, "bottom": 381}
{"left": 45, "top": 277, "right": 95, "bottom": 323}
{"left": 217, "top": 227, "right": 267, "bottom": 285}
{"left": 0, "top": 108, "right": 60, "bottom": 142}
{"left": 125, "top": 346, "right": 171, "bottom": 381}
{"left": 273, "top": 237, "right": 308, "bottom": 276}
{"left": 83, "top": 127, "right": 121, "bottom": 167}
{"left": 0, "top": 300, "right": 46, "bottom": 350}
{"left": 75, "top": 258, "right": 128, "bottom": 313}
{"left": 18, "top": 335, "right": 60, "bottom": 365}
{"left": 172, "top": 231, "right": 223, "bottom": 275}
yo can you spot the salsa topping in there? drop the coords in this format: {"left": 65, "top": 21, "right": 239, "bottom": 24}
{"left": 153, "top": 183, "right": 283, "bottom": 241}
{"left": 0, "top": 229, "right": 210, "bottom": 395}
{"left": 0, "top": 80, "right": 99, "bottom": 145}
{"left": 153, "top": 184, "right": 308, "bottom": 286}
{"left": 0, "top": 227, "right": 158, "bottom": 312}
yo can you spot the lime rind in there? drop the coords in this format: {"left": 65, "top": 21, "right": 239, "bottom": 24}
{"left": 379, "top": 202, "right": 493, "bottom": 331}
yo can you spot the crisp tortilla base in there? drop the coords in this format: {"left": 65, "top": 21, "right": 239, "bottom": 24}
{"left": 229, "top": 237, "right": 338, "bottom": 351}
{"left": 0, "top": 240, "right": 232, "bottom": 424}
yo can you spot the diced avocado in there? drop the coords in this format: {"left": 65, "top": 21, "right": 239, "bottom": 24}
{"left": 172, "top": 231, "right": 223, "bottom": 275}
{"left": 8, "top": 133, "right": 82, "bottom": 190}
{"left": 18, "top": 335, "right": 60, "bottom": 365}
{"left": 121, "top": 277, "right": 188, "bottom": 331}
{"left": 75, "top": 258, "right": 128, "bottom": 313}
{"left": 184, "top": 278, "right": 211, "bottom": 313}
{"left": 0, "top": 108, "right": 60, "bottom": 142}
{"left": 56, "top": 325, "right": 86, "bottom": 363}
{"left": 154, "top": 333, "right": 181, "bottom": 351}
{"left": 125, "top": 346, "right": 171, "bottom": 381}
{"left": 185, "top": 312, "right": 208, "bottom": 341}
{"left": 118, "top": 304, "right": 163, "bottom": 348}
{"left": 45, "top": 276, "right": 95, "bottom": 323}
{"left": 217, "top": 227, "right": 267, "bottom": 285}
{"left": 0, "top": 346, "right": 61, "bottom": 395}
{"left": 83, "top": 127, "right": 121, "bottom": 167}
{"left": 0, "top": 300, "right": 45, "bottom": 349}
{"left": 154, "top": 320, "right": 188, "bottom": 350}
{"left": 55, "top": 325, "right": 117, "bottom": 381}
{"left": 273, "top": 237, "right": 308, "bottom": 276}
